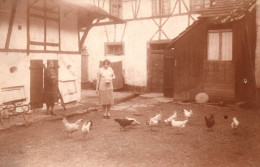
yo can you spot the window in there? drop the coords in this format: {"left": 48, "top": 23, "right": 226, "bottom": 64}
{"left": 190, "top": 0, "right": 213, "bottom": 12}
{"left": 105, "top": 42, "right": 124, "bottom": 56}
{"left": 152, "top": 0, "right": 171, "bottom": 16}
{"left": 109, "top": 0, "right": 122, "bottom": 18}
{"left": 208, "top": 30, "right": 232, "bottom": 61}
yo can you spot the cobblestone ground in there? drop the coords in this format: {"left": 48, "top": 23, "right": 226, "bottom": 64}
{"left": 0, "top": 96, "right": 260, "bottom": 167}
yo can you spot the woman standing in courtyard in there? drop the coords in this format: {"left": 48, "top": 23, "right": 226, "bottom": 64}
{"left": 44, "top": 61, "right": 58, "bottom": 115}
{"left": 96, "top": 59, "right": 115, "bottom": 119}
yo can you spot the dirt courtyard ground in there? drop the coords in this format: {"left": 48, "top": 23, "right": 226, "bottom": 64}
{"left": 0, "top": 96, "right": 259, "bottom": 167}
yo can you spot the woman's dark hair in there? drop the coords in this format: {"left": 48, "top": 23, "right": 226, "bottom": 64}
{"left": 103, "top": 59, "right": 111, "bottom": 66}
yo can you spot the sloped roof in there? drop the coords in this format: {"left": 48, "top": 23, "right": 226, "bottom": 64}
{"left": 199, "top": 0, "right": 256, "bottom": 23}
{"left": 168, "top": 0, "right": 256, "bottom": 48}
{"left": 62, "top": 0, "right": 124, "bottom": 28}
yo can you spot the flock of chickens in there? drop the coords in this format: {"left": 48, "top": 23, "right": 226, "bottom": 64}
{"left": 62, "top": 108, "right": 240, "bottom": 138}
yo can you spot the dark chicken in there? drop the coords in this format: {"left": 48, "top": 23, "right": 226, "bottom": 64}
{"left": 114, "top": 119, "right": 134, "bottom": 130}
{"left": 205, "top": 114, "right": 215, "bottom": 130}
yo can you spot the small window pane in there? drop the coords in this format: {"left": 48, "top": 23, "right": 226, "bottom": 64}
{"left": 221, "top": 32, "right": 232, "bottom": 60}
{"left": 208, "top": 32, "right": 220, "bottom": 60}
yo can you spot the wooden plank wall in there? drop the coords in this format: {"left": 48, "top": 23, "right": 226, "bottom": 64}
{"left": 172, "top": 21, "right": 206, "bottom": 101}
{"left": 204, "top": 61, "right": 235, "bottom": 101}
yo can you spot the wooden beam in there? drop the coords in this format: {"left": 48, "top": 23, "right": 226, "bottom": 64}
{"left": 114, "top": 24, "right": 116, "bottom": 42}
{"left": 136, "top": 0, "right": 141, "bottom": 18}
{"left": 80, "top": 24, "right": 93, "bottom": 50}
{"left": 120, "top": 23, "right": 127, "bottom": 42}
{"left": 158, "top": 18, "right": 161, "bottom": 40}
{"left": 30, "top": 6, "right": 59, "bottom": 14}
{"left": 30, "top": 41, "right": 60, "bottom": 47}
{"left": 5, "top": 0, "right": 17, "bottom": 50}
{"left": 44, "top": 0, "right": 46, "bottom": 51}
{"left": 27, "top": 0, "right": 30, "bottom": 55}
{"left": 104, "top": 25, "right": 109, "bottom": 42}
{"left": 30, "top": 13, "right": 59, "bottom": 22}
{"left": 0, "top": 49, "right": 80, "bottom": 54}
{"left": 131, "top": 0, "right": 135, "bottom": 18}
{"left": 102, "top": 0, "right": 105, "bottom": 8}
{"left": 58, "top": 5, "right": 61, "bottom": 52}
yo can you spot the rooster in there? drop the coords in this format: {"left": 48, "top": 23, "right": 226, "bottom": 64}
{"left": 114, "top": 119, "right": 134, "bottom": 130}
{"left": 205, "top": 114, "right": 215, "bottom": 130}
{"left": 171, "top": 119, "right": 188, "bottom": 131}
{"left": 146, "top": 112, "right": 162, "bottom": 130}
{"left": 163, "top": 111, "right": 177, "bottom": 125}
{"left": 183, "top": 109, "right": 193, "bottom": 120}
{"left": 231, "top": 117, "right": 239, "bottom": 129}
{"left": 125, "top": 117, "right": 141, "bottom": 126}
{"left": 63, "top": 117, "right": 83, "bottom": 137}
{"left": 81, "top": 120, "right": 93, "bottom": 138}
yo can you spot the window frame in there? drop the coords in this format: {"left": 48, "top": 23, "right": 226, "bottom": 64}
{"left": 152, "top": 0, "right": 171, "bottom": 16}
{"left": 104, "top": 42, "right": 125, "bottom": 56}
{"left": 207, "top": 29, "right": 233, "bottom": 61}
{"left": 109, "top": 0, "right": 123, "bottom": 19}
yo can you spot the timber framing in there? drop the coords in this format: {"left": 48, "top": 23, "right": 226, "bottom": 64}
{"left": 5, "top": 0, "right": 17, "bottom": 50}
{"left": 0, "top": 49, "right": 80, "bottom": 54}
{"left": 27, "top": 0, "right": 61, "bottom": 54}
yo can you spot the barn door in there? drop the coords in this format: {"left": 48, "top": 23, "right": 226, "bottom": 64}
{"left": 163, "top": 49, "right": 174, "bottom": 97}
{"left": 150, "top": 52, "right": 164, "bottom": 92}
{"left": 30, "top": 60, "right": 43, "bottom": 108}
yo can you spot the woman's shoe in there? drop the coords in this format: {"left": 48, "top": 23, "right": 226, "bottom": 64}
{"left": 107, "top": 113, "right": 111, "bottom": 119}
{"left": 103, "top": 114, "right": 107, "bottom": 119}
{"left": 51, "top": 111, "right": 57, "bottom": 116}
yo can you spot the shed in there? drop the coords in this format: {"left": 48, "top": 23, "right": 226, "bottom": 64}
{"left": 167, "top": 0, "right": 260, "bottom": 106}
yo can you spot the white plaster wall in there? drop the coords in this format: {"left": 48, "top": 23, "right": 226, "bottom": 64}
{"left": 85, "top": 0, "right": 196, "bottom": 87}
{"left": 9, "top": 1, "right": 27, "bottom": 49}
{"left": 60, "top": 5, "right": 79, "bottom": 51}
{"left": 0, "top": 1, "right": 12, "bottom": 48}
{"left": 86, "top": 17, "right": 195, "bottom": 87}
{"left": 0, "top": 1, "right": 82, "bottom": 104}
{"left": 0, "top": 52, "right": 30, "bottom": 104}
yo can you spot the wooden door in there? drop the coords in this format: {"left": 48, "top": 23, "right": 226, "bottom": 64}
{"left": 30, "top": 60, "right": 43, "bottom": 108}
{"left": 164, "top": 50, "right": 174, "bottom": 97}
{"left": 150, "top": 51, "right": 164, "bottom": 92}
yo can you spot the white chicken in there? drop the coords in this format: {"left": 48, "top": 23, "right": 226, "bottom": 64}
{"left": 146, "top": 112, "right": 162, "bottom": 130}
{"left": 125, "top": 117, "right": 141, "bottom": 126}
{"left": 231, "top": 117, "right": 239, "bottom": 129}
{"left": 183, "top": 109, "right": 193, "bottom": 119}
{"left": 163, "top": 111, "right": 177, "bottom": 124}
{"left": 63, "top": 117, "right": 83, "bottom": 137}
{"left": 171, "top": 119, "right": 188, "bottom": 130}
{"left": 81, "top": 120, "right": 93, "bottom": 138}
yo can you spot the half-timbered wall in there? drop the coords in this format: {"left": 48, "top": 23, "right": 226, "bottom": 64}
{"left": 0, "top": 0, "right": 81, "bottom": 104}
{"left": 85, "top": 0, "right": 197, "bottom": 88}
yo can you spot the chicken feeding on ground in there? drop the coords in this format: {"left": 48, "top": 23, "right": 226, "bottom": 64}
{"left": 81, "top": 120, "right": 93, "bottom": 138}
{"left": 183, "top": 109, "right": 193, "bottom": 120}
{"left": 163, "top": 111, "right": 177, "bottom": 125}
{"left": 231, "top": 117, "right": 239, "bottom": 129}
{"left": 114, "top": 119, "right": 134, "bottom": 130}
{"left": 125, "top": 117, "right": 141, "bottom": 126}
{"left": 146, "top": 112, "right": 162, "bottom": 130}
{"left": 63, "top": 117, "right": 83, "bottom": 137}
{"left": 171, "top": 119, "right": 188, "bottom": 131}
{"left": 205, "top": 114, "right": 215, "bottom": 130}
